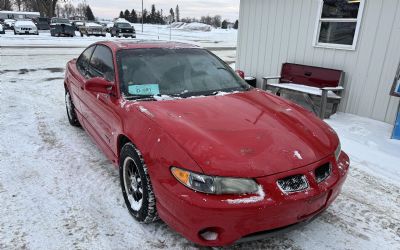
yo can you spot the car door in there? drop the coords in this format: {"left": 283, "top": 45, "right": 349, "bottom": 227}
{"left": 81, "top": 45, "right": 120, "bottom": 159}
{"left": 68, "top": 45, "right": 96, "bottom": 119}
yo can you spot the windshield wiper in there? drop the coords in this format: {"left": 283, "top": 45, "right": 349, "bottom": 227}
{"left": 125, "top": 95, "right": 156, "bottom": 101}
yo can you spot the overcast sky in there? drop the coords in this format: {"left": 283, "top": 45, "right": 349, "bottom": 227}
{"left": 83, "top": 0, "right": 240, "bottom": 22}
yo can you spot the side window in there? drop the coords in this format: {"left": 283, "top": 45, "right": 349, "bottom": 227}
{"left": 88, "top": 45, "right": 115, "bottom": 82}
{"left": 77, "top": 45, "right": 95, "bottom": 77}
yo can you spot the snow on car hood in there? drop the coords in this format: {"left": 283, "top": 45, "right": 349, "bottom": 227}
{"left": 15, "top": 21, "right": 36, "bottom": 28}
{"left": 136, "top": 89, "right": 339, "bottom": 178}
{"left": 85, "top": 22, "right": 102, "bottom": 27}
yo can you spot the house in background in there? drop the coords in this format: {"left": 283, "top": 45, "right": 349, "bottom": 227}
{"left": 236, "top": 0, "right": 400, "bottom": 125}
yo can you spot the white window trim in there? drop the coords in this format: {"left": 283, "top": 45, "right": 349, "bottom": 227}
{"left": 313, "top": 0, "right": 365, "bottom": 51}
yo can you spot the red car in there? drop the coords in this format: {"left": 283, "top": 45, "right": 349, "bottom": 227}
{"left": 64, "top": 41, "right": 349, "bottom": 246}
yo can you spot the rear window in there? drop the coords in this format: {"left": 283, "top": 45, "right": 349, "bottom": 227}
{"left": 117, "top": 48, "right": 249, "bottom": 99}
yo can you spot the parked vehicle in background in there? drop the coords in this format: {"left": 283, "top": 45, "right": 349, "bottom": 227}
{"left": 98, "top": 20, "right": 113, "bottom": 31}
{"left": 71, "top": 21, "right": 84, "bottom": 31}
{"left": 33, "top": 17, "right": 50, "bottom": 30}
{"left": 3, "top": 19, "right": 16, "bottom": 30}
{"left": 0, "top": 24, "right": 5, "bottom": 34}
{"left": 50, "top": 18, "right": 75, "bottom": 37}
{"left": 111, "top": 22, "right": 136, "bottom": 38}
{"left": 106, "top": 22, "right": 114, "bottom": 32}
{"left": 79, "top": 22, "right": 106, "bottom": 37}
{"left": 14, "top": 20, "right": 38, "bottom": 35}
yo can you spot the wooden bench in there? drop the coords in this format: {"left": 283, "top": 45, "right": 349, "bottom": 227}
{"left": 263, "top": 63, "right": 345, "bottom": 119}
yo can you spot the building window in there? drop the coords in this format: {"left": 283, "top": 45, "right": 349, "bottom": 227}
{"left": 313, "top": 0, "right": 365, "bottom": 50}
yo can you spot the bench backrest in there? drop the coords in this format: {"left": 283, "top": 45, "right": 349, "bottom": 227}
{"left": 280, "top": 63, "right": 343, "bottom": 88}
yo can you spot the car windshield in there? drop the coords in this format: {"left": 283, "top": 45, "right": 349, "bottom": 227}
{"left": 116, "top": 23, "right": 131, "bottom": 28}
{"left": 52, "top": 18, "right": 69, "bottom": 24}
{"left": 117, "top": 48, "right": 249, "bottom": 99}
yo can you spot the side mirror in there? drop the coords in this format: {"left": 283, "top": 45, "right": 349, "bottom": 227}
{"left": 235, "top": 70, "right": 245, "bottom": 79}
{"left": 85, "top": 77, "right": 114, "bottom": 94}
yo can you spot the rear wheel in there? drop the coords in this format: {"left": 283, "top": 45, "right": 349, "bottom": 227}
{"left": 65, "top": 89, "right": 81, "bottom": 127}
{"left": 120, "top": 143, "right": 158, "bottom": 223}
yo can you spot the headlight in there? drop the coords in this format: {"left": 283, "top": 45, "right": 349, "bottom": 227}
{"left": 334, "top": 142, "right": 341, "bottom": 161}
{"left": 171, "top": 167, "right": 258, "bottom": 195}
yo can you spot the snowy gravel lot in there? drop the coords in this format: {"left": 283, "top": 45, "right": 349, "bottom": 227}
{"left": 1, "top": 31, "right": 400, "bottom": 249}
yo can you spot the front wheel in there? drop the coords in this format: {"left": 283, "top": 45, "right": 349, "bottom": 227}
{"left": 120, "top": 143, "right": 158, "bottom": 223}
{"left": 65, "top": 89, "right": 81, "bottom": 127}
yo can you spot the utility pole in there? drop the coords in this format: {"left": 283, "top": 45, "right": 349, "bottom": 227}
{"left": 142, "top": 0, "right": 144, "bottom": 33}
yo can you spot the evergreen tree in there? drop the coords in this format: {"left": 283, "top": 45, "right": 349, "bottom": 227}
{"left": 233, "top": 20, "right": 239, "bottom": 29}
{"left": 150, "top": 4, "right": 156, "bottom": 24}
{"left": 119, "top": 11, "right": 124, "bottom": 18}
{"left": 169, "top": 8, "right": 175, "bottom": 22}
{"left": 124, "top": 9, "right": 130, "bottom": 21}
{"left": 142, "top": 9, "right": 148, "bottom": 23}
{"left": 175, "top": 5, "right": 180, "bottom": 22}
{"left": 85, "top": 5, "right": 95, "bottom": 21}
{"left": 156, "top": 10, "right": 161, "bottom": 24}
{"left": 131, "top": 9, "right": 137, "bottom": 23}
{"left": 221, "top": 20, "right": 228, "bottom": 29}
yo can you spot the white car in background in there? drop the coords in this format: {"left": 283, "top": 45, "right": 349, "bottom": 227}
{"left": 14, "top": 20, "right": 39, "bottom": 35}
{"left": 0, "top": 24, "right": 5, "bottom": 34}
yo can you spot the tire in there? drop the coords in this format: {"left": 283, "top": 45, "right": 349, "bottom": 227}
{"left": 80, "top": 32, "right": 83, "bottom": 37}
{"left": 65, "top": 89, "right": 81, "bottom": 127}
{"left": 120, "top": 143, "right": 158, "bottom": 223}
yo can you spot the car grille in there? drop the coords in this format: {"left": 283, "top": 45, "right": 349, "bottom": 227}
{"left": 277, "top": 175, "right": 309, "bottom": 193}
{"left": 314, "top": 163, "right": 331, "bottom": 183}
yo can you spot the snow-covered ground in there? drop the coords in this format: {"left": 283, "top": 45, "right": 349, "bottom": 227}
{"left": 0, "top": 24, "right": 237, "bottom": 48}
{"left": 1, "top": 29, "right": 400, "bottom": 249}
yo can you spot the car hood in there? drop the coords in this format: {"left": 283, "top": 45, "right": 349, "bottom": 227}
{"left": 135, "top": 89, "right": 338, "bottom": 178}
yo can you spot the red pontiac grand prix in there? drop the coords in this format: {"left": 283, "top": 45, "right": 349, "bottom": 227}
{"left": 64, "top": 41, "right": 349, "bottom": 246}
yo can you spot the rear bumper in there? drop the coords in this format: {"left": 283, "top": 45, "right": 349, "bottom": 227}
{"left": 155, "top": 153, "right": 350, "bottom": 247}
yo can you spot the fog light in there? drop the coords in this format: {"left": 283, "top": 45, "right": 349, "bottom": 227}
{"left": 199, "top": 228, "right": 219, "bottom": 241}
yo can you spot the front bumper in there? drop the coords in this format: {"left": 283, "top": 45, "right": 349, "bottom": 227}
{"left": 15, "top": 29, "right": 38, "bottom": 35}
{"left": 87, "top": 30, "right": 106, "bottom": 35}
{"left": 155, "top": 152, "right": 350, "bottom": 247}
{"left": 119, "top": 33, "right": 135, "bottom": 37}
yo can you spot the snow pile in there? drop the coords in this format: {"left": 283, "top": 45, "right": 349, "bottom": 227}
{"left": 170, "top": 22, "right": 212, "bottom": 32}
{"left": 326, "top": 113, "right": 400, "bottom": 184}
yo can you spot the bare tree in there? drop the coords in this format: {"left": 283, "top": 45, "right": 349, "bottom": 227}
{"left": 0, "top": 0, "right": 13, "bottom": 10}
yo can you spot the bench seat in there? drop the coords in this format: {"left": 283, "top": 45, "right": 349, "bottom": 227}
{"left": 263, "top": 63, "right": 345, "bottom": 119}
{"left": 267, "top": 83, "right": 342, "bottom": 99}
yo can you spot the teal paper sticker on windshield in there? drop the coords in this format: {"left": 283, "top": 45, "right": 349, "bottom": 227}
{"left": 128, "top": 84, "right": 160, "bottom": 96}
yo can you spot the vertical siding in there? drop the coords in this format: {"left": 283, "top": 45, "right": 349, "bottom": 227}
{"left": 237, "top": 0, "right": 400, "bottom": 124}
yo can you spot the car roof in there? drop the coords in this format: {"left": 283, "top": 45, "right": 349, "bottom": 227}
{"left": 96, "top": 40, "right": 201, "bottom": 51}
